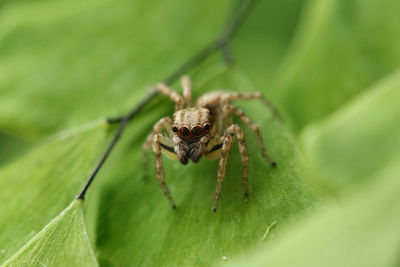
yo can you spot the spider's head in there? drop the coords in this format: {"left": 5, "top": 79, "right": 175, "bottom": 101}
{"left": 172, "top": 107, "right": 213, "bottom": 164}
{"left": 172, "top": 107, "right": 213, "bottom": 139}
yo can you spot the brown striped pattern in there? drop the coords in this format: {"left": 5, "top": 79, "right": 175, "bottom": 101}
{"left": 212, "top": 134, "right": 233, "bottom": 212}
{"left": 181, "top": 75, "right": 192, "bottom": 107}
{"left": 224, "top": 104, "right": 275, "bottom": 166}
{"left": 212, "top": 124, "right": 249, "bottom": 212}
{"left": 152, "top": 134, "right": 176, "bottom": 208}
{"left": 156, "top": 83, "right": 185, "bottom": 110}
{"left": 221, "top": 91, "right": 281, "bottom": 120}
{"left": 142, "top": 117, "right": 171, "bottom": 179}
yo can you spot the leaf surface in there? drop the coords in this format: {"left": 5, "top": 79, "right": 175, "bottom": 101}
{"left": 2, "top": 200, "right": 99, "bottom": 267}
{"left": 0, "top": 0, "right": 229, "bottom": 138}
{"left": 276, "top": 0, "right": 400, "bottom": 132}
{"left": 0, "top": 121, "right": 107, "bottom": 265}
{"left": 300, "top": 69, "right": 400, "bottom": 192}
{"left": 225, "top": 68, "right": 400, "bottom": 267}
{"left": 1, "top": 0, "right": 399, "bottom": 266}
{"left": 93, "top": 68, "right": 318, "bottom": 266}
{"left": 224, "top": 165, "right": 400, "bottom": 267}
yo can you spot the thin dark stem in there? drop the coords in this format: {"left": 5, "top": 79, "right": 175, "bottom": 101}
{"left": 76, "top": 118, "right": 128, "bottom": 199}
{"left": 76, "top": 0, "right": 258, "bottom": 200}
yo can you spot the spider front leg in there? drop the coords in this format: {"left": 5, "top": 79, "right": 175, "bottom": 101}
{"left": 155, "top": 83, "right": 185, "bottom": 110}
{"left": 222, "top": 91, "right": 282, "bottom": 121}
{"left": 153, "top": 134, "right": 176, "bottom": 209}
{"left": 224, "top": 104, "right": 276, "bottom": 166}
{"left": 212, "top": 124, "right": 249, "bottom": 212}
{"left": 181, "top": 75, "right": 192, "bottom": 107}
{"left": 143, "top": 117, "right": 172, "bottom": 179}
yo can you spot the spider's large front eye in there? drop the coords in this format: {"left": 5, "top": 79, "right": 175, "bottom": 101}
{"left": 179, "top": 126, "right": 190, "bottom": 137}
{"left": 191, "top": 126, "right": 203, "bottom": 137}
{"left": 172, "top": 126, "right": 178, "bottom": 133}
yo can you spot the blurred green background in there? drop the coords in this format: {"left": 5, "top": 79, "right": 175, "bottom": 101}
{"left": 0, "top": 0, "right": 399, "bottom": 266}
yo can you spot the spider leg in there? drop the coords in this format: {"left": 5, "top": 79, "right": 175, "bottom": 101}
{"left": 212, "top": 124, "right": 248, "bottom": 211}
{"left": 212, "top": 134, "right": 233, "bottom": 212}
{"left": 224, "top": 104, "right": 276, "bottom": 166}
{"left": 153, "top": 134, "right": 176, "bottom": 209}
{"left": 143, "top": 117, "right": 172, "bottom": 179}
{"left": 181, "top": 76, "right": 192, "bottom": 107}
{"left": 229, "top": 124, "right": 249, "bottom": 196}
{"left": 222, "top": 92, "right": 282, "bottom": 121}
{"left": 155, "top": 83, "right": 185, "bottom": 110}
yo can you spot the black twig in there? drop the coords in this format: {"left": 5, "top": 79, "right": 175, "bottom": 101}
{"left": 76, "top": 0, "right": 259, "bottom": 200}
{"left": 76, "top": 118, "right": 128, "bottom": 199}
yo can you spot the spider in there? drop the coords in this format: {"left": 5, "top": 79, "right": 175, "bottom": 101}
{"left": 143, "top": 76, "right": 278, "bottom": 212}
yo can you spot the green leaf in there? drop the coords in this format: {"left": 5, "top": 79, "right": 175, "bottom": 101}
{"left": 300, "top": 69, "right": 400, "bottom": 192}
{"left": 275, "top": 0, "right": 400, "bottom": 133}
{"left": 232, "top": 0, "right": 304, "bottom": 98}
{"left": 0, "top": 121, "right": 107, "bottom": 264}
{"left": 2, "top": 200, "right": 99, "bottom": 267}
{"left": 224, "top": 164, "right": 400, "bottom": 267}
{"left": 0, "top": 0, "right": 315, "bottom": 265}
{"left": 2, "top": 0, "right": 399, "bottom": 266}
{"left": 225, "top": 69, "right": 400, "bottom": 267}
{"left": 0, "top": 131, "right": 30, "bottom": 167}
{"left": 0, "top": 0, "right": 230, "bottom": 138}
{"left": 93, "top": 68, "right": 318, "bottom": 266}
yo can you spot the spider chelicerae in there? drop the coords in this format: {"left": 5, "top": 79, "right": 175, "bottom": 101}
{"left": 143, "top": 76, "right": 278, "bottom": 212}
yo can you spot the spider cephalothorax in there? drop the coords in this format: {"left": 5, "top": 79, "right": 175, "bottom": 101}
{"left": 172, "top": 107, "right": 213, "bottom": 164}
{"left": 143, "top": 76, "right": 278, "bottom": 211}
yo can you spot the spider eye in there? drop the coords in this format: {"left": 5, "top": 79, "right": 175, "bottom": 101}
{"left": 203, "top": 123, "right": 211, "bottom": 131}
{"left": 179, "top": 126, "right": 190, "bottom": 137}
{"left": 191, "top": 126, "right": 204, "bottom": 137}
{"left": 172, "top": 126, "right": 178, "bottom": 133}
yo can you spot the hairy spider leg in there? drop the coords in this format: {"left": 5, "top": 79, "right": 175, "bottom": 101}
{"left": 153, "top": 134, "right": 176, "bottom": 209}
{"left": 224, "top": 104, "right": 276, "bottom": 166}
{"left": 155, "top": 83, "right": 185, "bottom": 110}
{"left": 212, "top": 124, "right": 248, "bottom": 212}
{"left": 222, "top": 92, "right": 282, "bottom": 121}
{"left": 143, "top": 117, "right": 172, "bottom": 179}
{"left": 181, "top": 76, "right": 192, "bottom": 107}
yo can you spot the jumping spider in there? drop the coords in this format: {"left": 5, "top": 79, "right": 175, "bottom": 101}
{"left": 143, "top": 76, "right": 278, "bottom": 212}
